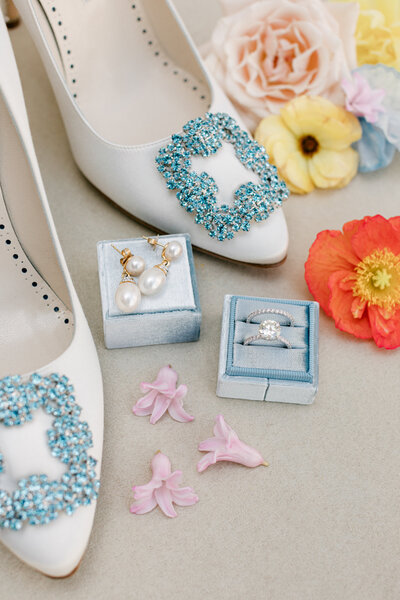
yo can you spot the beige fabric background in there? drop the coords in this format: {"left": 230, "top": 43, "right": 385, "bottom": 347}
{"left": 2, "top": 2, "right": 400, "bottom": 599}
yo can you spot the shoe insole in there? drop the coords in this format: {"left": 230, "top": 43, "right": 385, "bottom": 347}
{"left": 34, "top": 0, "right": 211, "bottom": 145}
{"left": 0, "top": 186, "right": 73, "bottom": 377}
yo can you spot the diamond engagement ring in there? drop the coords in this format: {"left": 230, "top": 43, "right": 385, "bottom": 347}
{"left": 246, "top": 308, "right": 295, "bottom": 326}
{"left": 244, "top": 308, "right": 295, "bottom": 348}
{"left": 243, "top": 319, "right": 292, "bottom": 348}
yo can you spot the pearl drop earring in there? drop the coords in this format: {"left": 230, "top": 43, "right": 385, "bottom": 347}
{"left": 112, "top": 245, "right": 145, "bottom": 313}
{"left": 138, "top": 236, "right": 183, "bottom": 296}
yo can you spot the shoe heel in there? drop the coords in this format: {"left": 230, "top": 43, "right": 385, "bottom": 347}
{"left": 1, "top": 0, "right": 19, "bottom": 28}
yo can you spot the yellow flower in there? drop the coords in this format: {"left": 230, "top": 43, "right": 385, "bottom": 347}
{"left": 255, "top": 96, "right": 362, "bottom": 194}
{"left": 337, "top": 0, "right": 400, "bottom": 69}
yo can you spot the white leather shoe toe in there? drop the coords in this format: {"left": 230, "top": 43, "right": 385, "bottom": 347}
{"left": 0, "top": 17, "right": 103, "bottom": 577}
{"left": 14, "top": 0, "right": 289, "bottom": 266}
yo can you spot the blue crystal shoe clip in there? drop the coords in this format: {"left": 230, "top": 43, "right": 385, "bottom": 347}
{"left": 156, "top": 112, "right": 289, "bottom": 242}
{"left": 0, "top": 373, "right": 99, "bottom": 531}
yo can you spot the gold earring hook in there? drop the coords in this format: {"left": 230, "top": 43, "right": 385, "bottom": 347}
{"left": 142, "top": 235, "right": 166, "bottom": 251}
{"left": 112, "top": 245, "right": 134, "bottom": 270}
{"left": 111, "top": 244, "right": 123, "bottom": 255}
{"left": 142, "top": 236, "right": 171, "bottom": 274}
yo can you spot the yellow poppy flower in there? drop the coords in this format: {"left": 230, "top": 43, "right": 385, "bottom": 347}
{"left": 336, "top": 0, "right": 400, "bottom": 69}
{"left": 255, "top": 95, "right": 362, "bottom": 194}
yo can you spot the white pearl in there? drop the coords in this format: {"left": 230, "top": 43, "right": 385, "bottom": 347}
{"left": 138, "top": 267, "right": 166, "bottom": 295}
{"left": 164, "top": 241, "right": 183, "bottom": 261}
{"left": 115, "top": 281, "right": 141, "bottom": 313}
{"left": 125, "top": 255, "right": 145, "bottom": 276}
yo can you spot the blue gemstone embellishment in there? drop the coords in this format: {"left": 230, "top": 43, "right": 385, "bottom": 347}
{"left": 156, "top": 112, "right": 289, "bottom": 241}
{"left": 0, "top": 373, "right": 100, "bottom": 531}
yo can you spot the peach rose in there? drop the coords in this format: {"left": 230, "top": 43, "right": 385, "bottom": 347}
{"left": 203, "top": 0, "right": 359, "bottom": 130}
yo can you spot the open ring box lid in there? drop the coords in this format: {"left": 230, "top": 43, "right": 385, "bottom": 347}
{"left": 217, "top": 295, "right": 319, "bottom": 405}
{"left": 97, "top": 234, "right": 201, "bottom": 349}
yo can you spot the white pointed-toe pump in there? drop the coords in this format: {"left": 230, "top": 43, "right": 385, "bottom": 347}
{"left": 14, "top": 0, "right": 289, "bottom": 266}
{"left": 0, "top": 18, "right": 103, "bottom": 577}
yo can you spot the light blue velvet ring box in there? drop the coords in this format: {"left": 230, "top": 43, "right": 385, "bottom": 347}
{"left": 217, "top": 295, "right": 319, "bottom": 405}
{"left": 97, "top": 234, "right": 201, "bottom": 349}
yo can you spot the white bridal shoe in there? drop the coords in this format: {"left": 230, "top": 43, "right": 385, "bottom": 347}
{"left": 14, "top": 0, "right": 289, "bottom": 266}
{"left": 0, "top": 18, "right": 103, "bottom": 577}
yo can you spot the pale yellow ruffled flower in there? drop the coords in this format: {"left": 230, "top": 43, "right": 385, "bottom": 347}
{"left": 255, "top": 96, "right": 362, "bottom": 194}
{"left": 336, "top": 0, "right": 400, "bottom": 69}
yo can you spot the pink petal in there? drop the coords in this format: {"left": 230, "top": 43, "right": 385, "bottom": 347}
{"left": 168, "top": 397, "right": 194, "bottom": 423}
{"left": 216, "top": 446, "right": 267, "bottom": 468}
{"left": 130, "top": 495, "right": 157, "bottom": 515}
{"left": 139, "top": 381, "right": 154, "bottom": 392}
{"left": 197, "top": 452, "right": 217, "bottom": 473}
{"left": 213, "top": 414, "right": 238, "bottom": 447}
{"left": 165, "top": 470, "right": 183, "bottom": 489}
{"left": 222, "top": 435, "right": 267, "bottom": 468}
{"left": 198, "top": 437, "right": 225, "bottom": 452}
{"left": 132, "top": 482, "right": 158, "bottom": 499}
{"left": 170, "top": 487, "right": 199, "bottom": 507}
{"left": 342, "top": 72, "right": 386, "bottom": 123}
{"left": 151, "top": 452, "right": 172, "bottom": 479}
{"left": 132, "top": 453, "right": 198, "bottom": 518}
{"left": 154, "top": 487, "right": 177, "bottom": 518}
{"left": 173, "top": 384, "right": 188, "bottom": 402}
{"left": 132, "top": 404, "right": 154, "bottom": 417}
{"left": 198, "top": 416, "right": 268, "bottom": 471}
{"left": 149, "top": 393, "right": 170, "bottom": 424}
{"left": 132, "top": 390, "right": 157, "bottom": 416}
{"left": 143, "top": 365, "right": 178, "bottom": 390}
{"left": 139, "top": 366, "right": 179, "bottom": 400}
{"left": 137, "top": 367, "right": 191, "bottom": 423}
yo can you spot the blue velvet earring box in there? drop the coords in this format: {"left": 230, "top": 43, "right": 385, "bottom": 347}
{"left": 97, "top": 234, "right": 201, "bottom": 349}
{"left": 217, "top": 295, "right": 319, "bottom": 405}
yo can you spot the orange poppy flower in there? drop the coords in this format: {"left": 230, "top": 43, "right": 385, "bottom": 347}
{"left": 305, "top": 215, "right": 400, "bottom": 349}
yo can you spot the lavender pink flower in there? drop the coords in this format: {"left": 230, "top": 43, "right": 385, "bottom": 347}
{"left": 133, "top": 365, "right": 194, "bottom": 424}
{"left": 197, "top": 415, "right": 268, "bottom": 473}
{"left": 130, "top": 452, "right": 199, "bottom": 518}
{"left": 342, "top": 72, "right": 386, "bottom": 123}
